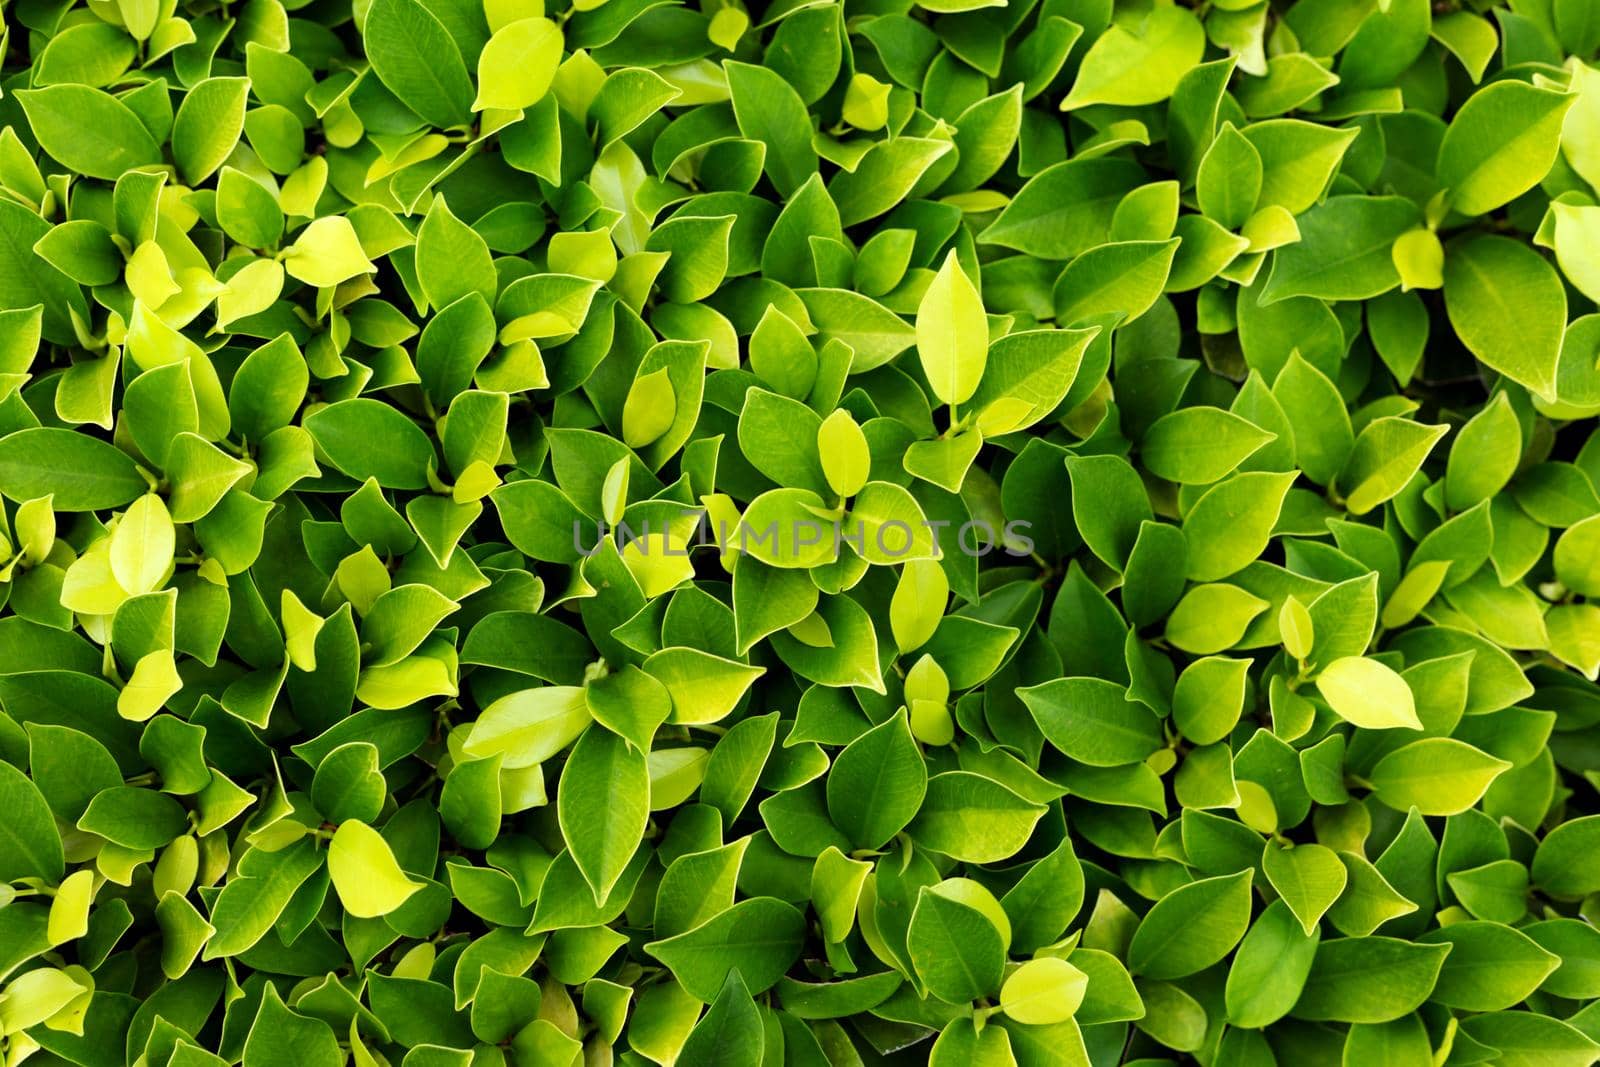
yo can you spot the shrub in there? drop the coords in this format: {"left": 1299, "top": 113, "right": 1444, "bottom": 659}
{"left": 0, "top": 0, "right": 1598, "bottom": 1064}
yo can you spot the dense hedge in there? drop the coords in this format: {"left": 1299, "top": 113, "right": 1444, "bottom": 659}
{"left": 2, "top": 0, "right": 1600, "bottom": 1063}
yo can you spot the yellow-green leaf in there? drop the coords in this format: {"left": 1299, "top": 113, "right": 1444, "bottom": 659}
{"left": 917, "top": 251, "right": 988, "bottom": 407}
{"left": 1000, "top": 957, "right": 1088, "bottom": 1025}
{"left": 622, "top": 367, "right": 677, "bottom": 449}
{"left": 891, "top": 558, "right": 949, "bottom": 654}
{"left": 282, "top": 589, "right": 324, "bottom": 671}
{"left": 47, "top": 869, "right": 95, "bottom": 945}
{"left": 109, "top": 494, "right": 175, "bottom": 596}
{"left": 283, "top": 216, "right": 378, "bottom": 288}
{"left": 118, "top": 649, "right": 182, "bottom": 722}
{"left": 327, "top": 820, "right": 423, "bottom": 918}
{"left": 1316, "top": 656, "right": 1422, "bottom": 730}
{"left": 817, "top": 409, "right": 870, "bottom": 498}
{"left": 474, "top": 17, "right": 563, "bottom": 112}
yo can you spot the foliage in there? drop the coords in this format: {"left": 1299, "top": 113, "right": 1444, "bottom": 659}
{"left": 0, "top": 0, "right": 1599, "bottom": 1064}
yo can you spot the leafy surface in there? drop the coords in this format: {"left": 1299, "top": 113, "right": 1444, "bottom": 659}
{"left": 0, "top": 2, "right": 1598, "bottom": 1065}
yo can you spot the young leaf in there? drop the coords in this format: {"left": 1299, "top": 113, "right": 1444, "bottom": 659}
{"left": 327, "top": 820, "right": 423, "bottom": 918}
{"left": 917, "top": 251, "right": 988, "bottom": 407}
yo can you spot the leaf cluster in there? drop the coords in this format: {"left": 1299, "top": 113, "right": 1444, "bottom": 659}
{"left": 1, "top": 0, "right": 1600, "bottom": 1065}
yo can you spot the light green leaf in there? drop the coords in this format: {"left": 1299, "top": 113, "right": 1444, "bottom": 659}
{"left": 917, "top": 251, "right": 988, "bottom": 407}
{"left": 327, "top": 820, "right": 423, "bottom": 918}
{"left": 283, "top": 216, "right": 378, "bottom": 289}
{"left": 1316, "top": 657, "right": 1421, "bottom": 730}
{"left": 1001, "top": 957, "right": 1088, "bottom": 1026}
{"left": 474, "top": 18, "right": 562, "bottom": 112}
{"left": 1062, "top": 6, "right": 1206, "bottom": 110}
{"left": 1437, "top": 81, "right": 1575, "bottom": 216}
{"left": 1369, "top": 738, "right": 1511, "bottom": 816}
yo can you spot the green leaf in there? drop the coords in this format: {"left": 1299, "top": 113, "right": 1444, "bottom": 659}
{"left": 416, "top": 197, "right": 498, "bottom": 316}
{"left": 1316, "top": 657, "right": 1421, "bottom": 730}
{"left": 1339, "top": 416, "right": 1450, "bottom": 516}
{"left": 17, "top": 85, "right": 162, "bottom": 180}
{"left": 1392, "top": 227, "right": 1444, "bottom": 291}
{"left": 1263, "top": 842, "right": 1347, "bottom": 935}
{"left": 829, "top": 136, "right": 953, "bottom": 227}
{"left": 749, "top": 305, "right": 818, "bottom": 400}
{"left": 725, "top": 61, "right": 817, "bottom": 198}
{"left": 1127, "top": 871, "right": 1254, "bottom": 980}
{"left": 172, "top": 77, "right": 249, "bottom": 185}
{"left": 643, "top": 647, "right": 765, "bottom": 725}
{"left": 1062, "top": 5, "right": 1206, "bottom": 110}
{"left": 617, "top": 368, "right": 675, "bottom": 454}
{"left": 1181, "top": 471, "right": 1296, "bottom": 581}
{"left": 917, "top": 251, "right": 988, "bottom": 408}
{"left": 1437, "top": 81, "right": 1575, "bottom": 216}
{"left": 1292, "top": 937, "right": 1450, "bottom": 1023}
{"left": 826, "top": 709, "right": 926, "bottom": 851}
{"left": 929, "top": 1018, "right": 1016, "bottom": 1066}
{"left": 310, "top": 742, "right": 384, "bottom": 824}
{"left": 1550, "top": 202, "right": 1600, "bottom": 308}
{"left": 0, "top": 760, "right": 66, "bottom": 883}
{"left": 110, "top": 493, "right": 175, "bottom": 597}
{"left": 1261, "top": 196, "right": 1419, "bottom": 304}
{"left": 906, "top": 771, "right": 1046, "bottom": 864}
{"left": 244, "top": 986, "right": 342, "bottom": 1067}
{"left": 464, "top": 686, "right": 591, "bottom": 768}
{"left": 645, "top": 897, "right": 806, "bottom": 1001}
{"left": 646, "top": 216, "right": 734, "bottom": 304}
{"left": 1196, "top": 123, "right": 1262, "bottom": 230}
{"left": 730, "top": 489, "right": 825, "bottom": 571}
{"left": 1368, "top": 738, "right": 1511, "bottom": 817}
{"left": 1226, "top": 900, "right": 1320, "bottom": 1029}
{"left": 305, "top": 399, "right": 435, "bottom": 489}
{"left": 1165, "top": 583, "right": 1269, "bottom": 655}
{"left": 908, "top": 881, "right": 1008, "bottom": 1003}
{"left": 1459, "top": 1013, "right": 1600, "bottom": 1067}
{"left": 1422, "top": 921, "right": 1560, "bottom": 1011}
{"left": 817, "top": 409, "right": 870, "bottom": 499}
{"left": 1141, "top": 408, "right": 1274, "bottom": 485}
{"left": 216, "top": 168, "right": 285, "bottom": 251}
{"left": 364, "top": 0, "right": 475, "bottom": 128}
{"left": 1052, "top": 239, "right": 1180, "bottom": 327}
{"left": 283, "top": 216, "right": 378, "bottom": 289}
{"left": 1000, "top": 957, "right": 1087, "bottom": 1026}
{"left": 1171, "top": 656, "right": 1249, "bottom": 746}
{"left": 558, "top": 727, "right": 649, "bottom": 904}
{"left": 980, "top": 158, "right": 1144, "bottom": 258}
{"left": 1019, "top": 677, "right": 1164, "bottom": 766}
{"left": 965, "top": 327, "right": 1097, "bottom": 436}
{"left": 1001, "top": 838, "right": 1085, "bottom": 954}
{"left": 204, "top": 841, "right": 323, "bottom": 958}
{"left": 474, "top": 18, "right": 562, "bottom": 112}
{"left": 34, "top": 21, "right": 138, "bottom": 86}
{"left": 47, "top": 868, "right": 94, "bottom": 946}
{"left": 1443, "top": 235, "right": 1566, "bottom": 400}
{"left": 732, "top": 557, "right": 819, "bottom": 656}
{"left": 890, "top": 557, "right": 948, "bottom": 654}
{"left": 361, "top": 583, "right": 458, "bottom": 665}
{"left": 1532, "top": 815, "right": 1600, "bottom": 898}
{"left": 0, "top": 428, "right": 145, "bottom": 511}
{"left": 679, "top": 971, "right": 764, "bottom": 1066}
{"left": 1244, "top": 120, "right": 1359, "bottom": 216}
{"left": 1065, "top": 453, "right": 1152, "bottom": 571}
{"left": 327, "top": 819, "right": 424, "bottom": 918}
{"left": 78, "top": 785, "right": 187, "bottom": 849}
